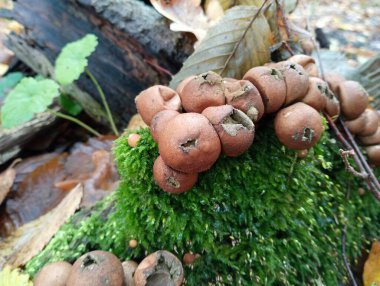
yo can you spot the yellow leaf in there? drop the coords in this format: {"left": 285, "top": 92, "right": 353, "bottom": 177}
{"left": 363, "top": 241, "right": 380, "bottom": 286}
{"left": 0, "top": 266, "right": 32, "bottom": 286}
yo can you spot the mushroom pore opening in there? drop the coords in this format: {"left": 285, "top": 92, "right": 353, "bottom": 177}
{"left": 221, "top": 109, "right": 254, "bottom": 136}
{"left": 302, "top": 127, "right": 314, "bottom": 142}
{"left": 180, "top": 139, "right": 197, "bottom": 153}
{"left": 82, "top": 255, "right": 98, "bottom": 268}
{"left": 166, "top": 177, "right": 180, "bottom": 189}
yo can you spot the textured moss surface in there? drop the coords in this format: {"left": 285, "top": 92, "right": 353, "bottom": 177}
{"left": 26, "top": 120, "right": 380, "bottom": 285}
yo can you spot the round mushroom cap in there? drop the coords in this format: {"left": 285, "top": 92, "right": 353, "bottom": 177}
{"left": 365, "top": 145, "right": 380, "bottom": 166}
{"left": 150, "top": 110, "right": 180, "bottom": 143}
{"left": 122, "top": 260, "right": 138, "bottom": 286}
{"left": 179, "top": 71, "right": 225, "bottom": 113}
{"left": 288, "top": 54, "right": 319, "bottom": 77}
{"left": 134, "top": 250, "right": 184, "bottom": 286}
{"left": 301, "top": 77, "right": 328, "bottom": 111}
{"left": 202, "top": 105, "right": 255, "bottom": 157}
{"left": 243, "top": 66, "right": 286, "bottom": 113}
{"left": 176, "top": 76, "right": 196, "bottom": 95}
{"left": 66, "top": 250, "right": 124, "bottom": 286}
{"left": 159, "top": 113, "right": 221, "bottom": 173}
{"left": 359, "top": 128, "right": 380, "bottom": 146}
{"left": 357, "top": 109, "right": 379, "bottom": 137}
{"left": 274, "top": 102, "right": 324, "bottom": 150}
{"left": 135, "top": 85, "right": 182, "bottom": 125}
{"left": 34, "top": 261, "right": 72, "bottom": 286}
{"left": 153, "top": 156, "right": 198, "bottom": 194}
{"left": 345, "top": 112, "right": 367, "bottom": 135}
{"left": 324, "top": 89, "right": 341, "bottom": 119}
{"left": 337, "top": 81, "right": 368, "bottom": 120}
{"left": 224, "top": 79, "right": 264, "bottom": 122}
{"left": 325, "top": 71, "right": 346, "bottom": 94}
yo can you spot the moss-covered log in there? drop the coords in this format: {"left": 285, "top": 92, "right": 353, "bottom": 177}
{"left": 25, "top": 120, "right": 380, "bottom": 285}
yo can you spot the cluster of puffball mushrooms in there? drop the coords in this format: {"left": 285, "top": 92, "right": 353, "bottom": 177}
{"left": 34, "top": 249, "right": 188, "bottom": 286}
{"left": 133, "top": 54, "right": 378, "bottom": 194}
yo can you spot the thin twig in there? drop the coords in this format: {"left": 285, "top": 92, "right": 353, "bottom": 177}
{"left": 275, "top": 0, "right": 292, "bottom": 40}
{"left": 144, "top": 59, "right": 173, "bottom": 77}
{"left": 219, "top": 0, "right": 271, "bottom": 76}
{"left": 341, "top": 223, "right": 358, "bottom": 286}
{"left": 339, "top": 149, "right": 368, "bottom": 179}
{"left": 281, "top": 41, "right": 295, "bottom": 56}
{"left": 85, "top": 69, "right": 119, "bottom": 136}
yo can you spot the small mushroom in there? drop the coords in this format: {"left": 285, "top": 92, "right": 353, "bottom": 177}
{"left": 243, "top": 66, "right": 286, "bottom": 113}
{"left": 275, "top": 61, "right": 310, "bottom": 105}
{"left": 150, "top": 110, "right": 180, "bottom": 143}
{"left": 183, "top": 253, "right": 200, "bottom": 265}
{"left": 359, "top": 128, "right": 380, "bottom": 146}
{"left": 336, "top": 81, "right": 368, "bottom": 120}
{"left": 297, "top": 149, "right": 309, "bottom": 159}
{"left": 202, "top": 105, "right": 255, "bottom": 157}
{"left": 159, "top": 113, "right": 221, "bottom": 173}
{"left": 34, "top": 261, "right": 72, "bottom": 286}
{"left": 274, "top": 102, "right": 324, "bottom": 150}
{"left": 365, "top": 145, "right": 380, "bottom": 167}
{"left": 324, "top": 88, "right": 341, "bottom": 119}
{"left": 288, "top": 54, "right": 319, "bottom": 77}
{"left": 179, "top": 71, "right": 225, "bottom": 113}
{"left": 301, "top": 77, "right": 328, "bottom": 111}
{"left": 66, "top": 250, "right": 124, "bottom": 286}
{"left": 122, "top": 260, "right": 138, "bottom": 286}
{"left": 224, "top": 79, "right": 264, "bottom": 122}
{"left": 134, "top": 250, "right": 184, "bottom": 286}
{"left": 325, "top": 71, "right": 345, "bottom": 95}
{"left": 129, "top": 239, "right": 138, "bottom": 248}
{"left": 135, "top": 85, "right": 182, "bottom": 125}
{"left": 345, "top": 112, "right": 367, "bottom": 134}
{"left": 128, "top": 134, "right": 141, "bottom": 147}
{"left": 357, "top": 109, "right": 379, "bottom": 137}
{"left": 153, "top": 156, "right": 198, "bottom": 194}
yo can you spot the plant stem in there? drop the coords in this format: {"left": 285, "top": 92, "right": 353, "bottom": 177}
{"left": 48, "top": 109, "right": 101, "bottom": 137}
{"left": 85, "top": 69, "right": 119, "bottom": 136}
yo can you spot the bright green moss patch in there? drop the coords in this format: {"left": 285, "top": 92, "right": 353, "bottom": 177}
{"left": 26, "top": 120, "right": 380, "bottom": 285}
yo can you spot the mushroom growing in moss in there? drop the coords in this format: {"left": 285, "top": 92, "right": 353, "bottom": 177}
{"left": 357, "top": 109, "right": 379, "bottom": 137}
{"left": 34, "top": 261, "right": 72, "bottom": 286}
{"left": 288, "top": 54, "right": 319, "bottom": 77}
{"left": 274, "top": 102, "right": 323, "bottom": 150}
{"left": 301, "top": 77, "right": 328, "bottom": 111}
{"left": 337, "top": 81, "right": 368, "bottom": 120}
{"left": 345, "top": 112, "right": 367, "bottom": 135}
{"left": 150, "top": 110, "right": 180, "bottom": 143}
{"left": 324, "top": 88, "right": 341, "bottom": 119}
{"left": 365, "top": 145, "right": 380, "bottom": 166}
{"left": 359, "top": 128, "right": 380, "bottom": 146}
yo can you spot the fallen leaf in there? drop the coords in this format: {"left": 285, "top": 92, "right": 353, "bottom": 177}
{"left": 0, "top": 266, "right": 32, "bottom": 286}
{"left": 170, "top": 5, "right": 271, "bottom": 89}
{"left": 150, "top": 0, "right": 210, "bottom": 41}
{"left": 0, "top": 184, "right": 83, "bottom": 269}
{"left": 363, "top": 241, "right": 380, "bottom": 286}
{"left": 0, "top": 168, "right": 16, "bottom": 205}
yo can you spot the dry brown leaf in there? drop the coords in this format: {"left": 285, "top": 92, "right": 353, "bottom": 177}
{"left": 0, "top": 184, "right": 83, "bottom": 269}
{"left": 150, "top": 0, "right": 210, "bottom": 41}
{"left": 0, "top": 168, "right": 15, "bottom": 205}
{"left": 363, "top": 241, "right": 380, "bottom": 286}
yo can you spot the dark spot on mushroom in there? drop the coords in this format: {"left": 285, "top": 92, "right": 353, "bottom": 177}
{"left": 221, "top": 109, "right": 254, "bottom": 136}
{"left": 202, "top": 74, "right": 208, "bottom": 80}
{"left": 167, "top": 177, "right": 180, "bottom": 189}
{"left": 289, "top": 64, "right": 296, "bottom": 70}
{"left": 302, "top": 127, "right": 314, "bottom": 142}
{"left": 82, "top": 255, "right": 97, "bottom": 268}
{"left": 180, "top": 139, "right": 197, "bottom": 153}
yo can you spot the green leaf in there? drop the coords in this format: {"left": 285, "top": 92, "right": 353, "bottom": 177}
{"left": 55, "top": 34, "right": 98, "bottom": 86}
{"left": 169, "top": 5, "right": 271, "bottom": 89}
{"left": 59, "top": 94, "right": 83, "bottom": 116}
{"left": 0, "top": 72, "right": 24, "bottom": 100}
{"left": 1, "top": 77, "right": 60, "bottom": 128}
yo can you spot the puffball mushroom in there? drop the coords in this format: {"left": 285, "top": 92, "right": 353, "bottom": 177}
{"left": 324, "top": 89, "right": 341, "bottom": 119}
{"left": 158, "top": 113, "right": 221, "bottom": 173}
{"left": 357, "top": 109, "right": 379, "bottom": 137}
{"left": 359, "top": 128, "right": 380, "bottom": 146}
{"left": 202, "top": 105, "right": 255, "bottom": 157}
{"left": 275, "top": 61, "right": 309, "bottom": 105}
{"left": 337, "top": 81, "right": 368, "bottom": 120}
{"left": 150, "top": 110, "right": 180, "bottom": 143}
{"left": 135, "top": 85, "right": 182, "bottom": 125}
{"left": 153, "top": 156, "right": 198, "bottom": 194}
{"left": 224, "top": 79, "right": 264, "bottom": 122}
{"left": 34, "top": 261, "right": 72, "bottom": 286}
{"left": 365, "top": 145, "right": 380, "bottom": 166}
{"left": 325, "top": 71, "right": 345, "bottom": 95}
{"left": 345, "top": 112, "right": 367, "bottom": 134}
{"left": 175, "top": 76, "right": 195, "bottom": 95}
{"left": 243, "top": 66, "right": 286, "bottom": 113}
{"left": 274, "top": 102, "right": 324, "bottom": 150}
{"left": 66, "top": 250, "right": 124, "bottom": 286}
{"left": 179, "top": 71, "right": 225, "bottom": 113}
{"left": 301, "top": 77, "right": 328, "bottom": 111}
{"left": 122, "top": 260, "right": 138, "bottom": 286}
{"left": 288, "top": 54, "right": 319, "bottom": 77}
{"left": 134, "top": 250, "right": 184, "bottom": 286}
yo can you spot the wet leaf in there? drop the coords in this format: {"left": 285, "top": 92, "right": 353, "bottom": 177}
{"left": 0, "top": 266, "right": 32, "bottom": 286}
{"left": 0, "top": 185, "right": 83, "bottom": 269}
{"left": 363, "top": 241, "right": 380, "bottom": 286}
{"left": 150, "top": 0, "right": 210, "bottom": 40}
{"left": 170, "top": 5, "right": 271, "bottom": 89}
{"left": 0, "top": 168, "right": 16, "bottom": 205}
{"left": 59, "top": 94, "right": 83, "bottom": 116}
{"left": 0, "top": 72, "right": 23, "bottom": 100}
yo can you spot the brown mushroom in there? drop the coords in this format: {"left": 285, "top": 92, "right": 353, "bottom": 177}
{"left": 274, "top": 102, "right": 324, "bottom": 150}
{"left": 153, "top": 156, "right": 198, "bottom": 194}
{"left": 175, "top": 76, "right": 196, "bottom": 95}
{"left": 301, "top": 77, "right": 328, "bottom": 111}
{"left": 179, "top": 71, "right": 225, "bottom": 113}
{"left": 325, "top": 71, "right": 345, "bottom": 94}
{"left": 357, "top": 109, "right": 379, "bottom": 137}
{"left": 159, "top": 113, "right": 221, "bottom": 173}
{"left": 150, "top": 110, "right": 180, "bottom": 143}
{"left": 128, "top": 134, "right": 141, "bottom": 147}
{"left": 297, "top": 149, "right": 309, "bottom": 159}
{"left": 224, "top": 79, "right": 264, "bottom": 122}
{"left": 275, "top": 61, "right": 310, "bottom": 105}
{"left": 288, "top": 55, "right": 319, "bottom": 77}
{"left": 365, "top": 145, "right": 380, "bottom": 166}
{"left": 202, "top": 105, "right": 255, "bottom": 157}
{"left": 345, "top": 112, "right": 367, "bottom": 134}
{"left": 183, "top": 253, "right": 200, "bottom": 265}
{"left": 336, "top": 81, "right": 368, "bottom": 120}
{"left": 243, "top": 66, "right": 286, "bottom": 113}
{"left": 129, "top": 239, "right": 138, "bottom": 248}
{"left": 34, "top": 261, "right": 72, "bottom": 286}
{"left": 66, "top": 250, "right": 124, "bottom": 286}
{"left": 134, "top": 250, "right": 184, "bottom": 286}
{"left": 135, "top": 85, "right": 182, "bottom": 125}
{"left": 122, "top": 260, "right": 138, "bottom": 286}
{"left": 359, "top": 128, "right": 380, "bottom": 146}
{"left": 324, "top": 88, "right": 341, "bottom": 119}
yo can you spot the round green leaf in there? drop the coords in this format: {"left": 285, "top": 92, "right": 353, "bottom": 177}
{"left": 54, "top": 34, "right": 98, "bottom": 86}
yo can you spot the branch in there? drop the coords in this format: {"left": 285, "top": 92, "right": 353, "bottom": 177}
{"left": 339, "top": 149, "right": 368, "bottom": 179}
{"left": 341, "top": 223, "right": 358, "bottom": 286}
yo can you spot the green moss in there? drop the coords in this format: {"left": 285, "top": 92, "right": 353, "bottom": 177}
{"left": 26, "top": 120, "right": 380, "bottom": 285}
